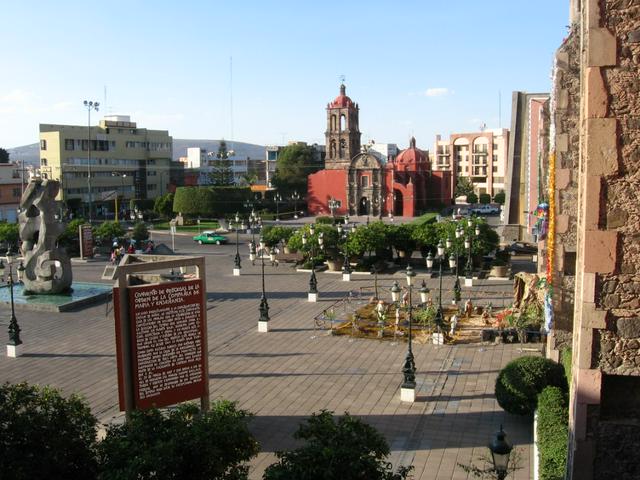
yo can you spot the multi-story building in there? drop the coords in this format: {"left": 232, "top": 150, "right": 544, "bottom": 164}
{"left": 0, "top": 162, "right": 27, "bottom": 222}
{"left": 39, "top": 115, "right": 173, "bottom": 216}
{"left": 433, "top": 128, "right": 509, "bottom": 199}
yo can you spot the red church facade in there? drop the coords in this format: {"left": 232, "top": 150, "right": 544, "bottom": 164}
{"left": 308, "top": 85, "right": 452, "bottom": 217}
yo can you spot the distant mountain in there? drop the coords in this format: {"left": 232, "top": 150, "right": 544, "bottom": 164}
{"left": 6, "top": 139, "right": 267, "bottom": 166}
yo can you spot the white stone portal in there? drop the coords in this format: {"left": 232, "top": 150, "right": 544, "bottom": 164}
{"left": 233, "top": 268, "right": 241, "bottom": 276}
{"left": 7, "top": 344, "right": 22, "bottom": 358}
{"left": 342, "top": 273, "right": 351, "bottom": 281}
{"left": 465, "top": 277, "right": 473, "bottom": 287}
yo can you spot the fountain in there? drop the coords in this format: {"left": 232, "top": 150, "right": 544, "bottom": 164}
{"left": 0, "top": 178, "right": 111, "bottom": 312}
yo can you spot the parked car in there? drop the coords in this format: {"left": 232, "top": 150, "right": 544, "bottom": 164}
{"left": 192, "top": 231, "right": 228, "bottom": 245}
{"left": 470, "top": 204, "right": 500, "bottom": 215}
{"left": 507, "top": 241, "right": 537, "bottom": 255}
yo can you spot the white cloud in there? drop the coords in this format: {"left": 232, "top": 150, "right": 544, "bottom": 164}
{"left": 423, "top": 87, "right": 451, "bottom": 97}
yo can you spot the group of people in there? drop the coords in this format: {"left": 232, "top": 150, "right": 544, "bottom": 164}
{"left": 110, "top": 239, "right": 155, "bottom": 264}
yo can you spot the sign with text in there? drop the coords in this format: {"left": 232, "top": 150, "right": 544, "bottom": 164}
{"left": 115, "top": 279, "right": 206, "bottom": 410}
{"left": 79, "top": 224, "right": 94, "bottom": 259}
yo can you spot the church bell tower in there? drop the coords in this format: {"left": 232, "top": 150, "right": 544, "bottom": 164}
{"left": 325, "top": 84, "right": 361, "bottom": 170}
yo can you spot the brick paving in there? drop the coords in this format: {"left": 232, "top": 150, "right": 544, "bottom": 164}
{"left": 0, "top": 232, "right": 536, "bottom": 479}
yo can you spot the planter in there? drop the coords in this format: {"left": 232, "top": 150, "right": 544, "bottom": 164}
{"left": 326, "top": 258, "right": 344, "bottom": 271}
{"left": 489, "top": 265, "right": 508, "bottom": 277}
{"left": 283, "top": 246, "right": 292, "bottom": 254}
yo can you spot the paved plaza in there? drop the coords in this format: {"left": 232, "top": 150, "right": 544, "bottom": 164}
{"left": 0, "top": 229, "right": 536, "bottom": 480}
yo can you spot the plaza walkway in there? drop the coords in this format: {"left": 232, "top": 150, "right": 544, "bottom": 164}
{"left": 0, "top": 236, "right": 535, "bottom": 479}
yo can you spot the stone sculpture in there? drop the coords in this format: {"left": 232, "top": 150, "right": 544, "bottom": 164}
{"left": 19, "top": 178, "right": 72, "bottom": 294}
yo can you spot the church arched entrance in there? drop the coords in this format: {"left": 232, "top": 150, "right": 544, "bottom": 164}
{"left": 394, "top": 190, "right": 403, "bottom": 216}
{"left": 358, "top": 197, "right": 369, "bottom": 215}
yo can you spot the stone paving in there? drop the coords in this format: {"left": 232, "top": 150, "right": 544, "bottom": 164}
{"left": 0, "top": 231, "right": 536, "bottom": 480}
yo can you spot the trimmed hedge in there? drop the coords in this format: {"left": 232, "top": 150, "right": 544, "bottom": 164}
{"left": 537, "top": 386, "right": 568, "bottom": 480}
{"left": 561, "top": 348, "right": 572, "bottom": 386}
{"left": 495, "top": 356, "right": 567, "bottom": 415}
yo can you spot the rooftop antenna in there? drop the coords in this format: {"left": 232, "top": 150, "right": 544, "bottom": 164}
{"left": 339, "top": 74, "right": 345, "bottom": 84}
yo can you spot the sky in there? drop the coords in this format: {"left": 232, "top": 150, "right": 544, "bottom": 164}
{"left": 0, "top": 0, "right": 569, "bottom": 150}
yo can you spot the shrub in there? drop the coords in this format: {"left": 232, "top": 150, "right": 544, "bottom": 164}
{"left": 537, "top": 386, "right": 568, "bottom": 480}
{"left": 388, "top": 223, "right": 416, "bottom": 252}
{"left": 0, "top": 221, "right": 19, "bottom": 249}
{"left": 466, "top": 192, "right": 478, "bottom": 204}
{"left": 315, "top": 216, "right": 334, "bottom": 224}
{"left": 93, "top": 221, "right": 126, "bottom": 245}
{"left": 479, "top": 193, "right": 491, "bottom": 204}
{"left": 561, "top": 348, "right": 572, "bottom": 386}
{"left": 0, "top": 382, "right": 98, "bottom": 479}
{"left": 99, "top": 401, "right": 259, "bottom": 480}
{"left": 131, "top": 221, "right": 149, "bottom": 243}
{"left": 262, "top": 225, "right": 295, "bottom": 247}
{"left": 493, "top": 190, "right": 506, "bottom": 204}
{"left": 263, "top": 410, "right": 412, "bottom": 480}
{"left": 495, "top": 356, "right": 567, "bottom": 415}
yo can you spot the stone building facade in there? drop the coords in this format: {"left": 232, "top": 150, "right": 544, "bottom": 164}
{"left": 546, "top": 1, "right": 640, "bottom": 478}
{"left": 308, "top": 85, "right": 452, "bottom": 217}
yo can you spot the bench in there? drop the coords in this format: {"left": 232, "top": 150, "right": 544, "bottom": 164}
{"left": 276, "top": 252, "right": 303, "bottom": 263}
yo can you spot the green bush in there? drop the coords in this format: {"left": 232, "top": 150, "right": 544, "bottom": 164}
{"left": 98, "top": 401, "right": 259, "bottom": 480}
{"left": 93, "top": 221, "right": 126, "bottom": 245}
{"left": 0, "top": 221, "right": 19, "bottom": 248}
{"left": 493, "top": 190, "right": 506, "bottom": 204}
{"left": 537, "top": 386, "right": 568, "bottom": 480}
{"left": 388, "top": 223, "right": 416, "bottom": 252}
{"left": 561, "top": 348, "right": 572, "bottom": 386}
{"left": 131, "top": 221, "right": 149, "bottom": 243}
{"left": 263, "top": 410, "right": 412, "bottom": 480}
{"left": 466, "top": 192, "right": 478, "bottom": 204}
{"left": 0, "top": 382, "right": 98, "bottom": 479}
{"left": 495, "top": 356, "right": 567, "bottom": 415}
{"left": 315, "top": 216, "right": 334, "bottom": 224}
{"left": 479, "top": 193, "right": 491, "bottom": 204}
{"left": 262, "top": 225, "right": 295, "bottom": 247}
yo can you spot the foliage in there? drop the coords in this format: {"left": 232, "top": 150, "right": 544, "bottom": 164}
{"left": 287, "top": 224, "right": 339, "bottom": 261}
{"left": 479, "top": 193, "right": 491, "bottom": 204}
{"left": 174, "top": 187, "right": 201, "bottom": 215}
{"left": 344, "top": 221, "right": 388, "bottom": 257}
{"left": 537, "top": 386, "right": 568, "bottom": 480}
{"left": 315, "top": 216, "right": 335, "bottom": 224}
{"left": 455, "top": 176, "right": 474, "bottom": 198}
{"left": 174, "top": 187, "right": 252, "bottom": 217}
{"left": 410, "top": 212, "right": 438, "bottom": 225}
{"left": 93, "top": 221, "right": 126, "bottom": 244}
{"left": 413, "top": 305, "right": 437, "bottom": 329}
{"left": 98, "top": 401, "right": 259, "bottom": 480}
{"left": 0, "top": 382, "right": 98, "bottom": 480}
{"left": 495, "top": 356, "right": 568, "bottom": 416}
{"left": 0, "top": 221, "right": 19, "bottom": 248}
{"left": 411, "top": 222, "right": 438, "bottom": 254}
{"left": 57, "top": 218, "right": 88, "bottom": 255}
{"left": 493, "top": 190, "right": 505, "bottom": 204}
{"left": 131, "top": 222, "right": 149, "bottom": 243}
{"left": 493, "top": 249, "right": 510, "bottom": 267}
{"left": 209, "top": 141, "right": 236, "bottom": 186}
{"left": 387, "top": 223, "right": 416, "bottom": 252}
{"left": 261, "top": 225, "right": 295, "bottom": 248}
{"left": 263, "top": 410, "right": 412, "bottom": 480}
{"left": 0, "top": 147, "right": 9, "bottom": 163}
{"left": 153, "top": 192, "right": 174, "bottom": 218}
{"left": 271, "top": 144, "right": 321, "bottom": 195}
{"left": 466, "top": 192, "right": 478, "bottom": 204}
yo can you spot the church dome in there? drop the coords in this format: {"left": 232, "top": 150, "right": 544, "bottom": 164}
{"left": 330, "top": 84, "right": 355, "bottom": 108}
{"left": 396, "top": 137, "right": 428, "bottom": 164}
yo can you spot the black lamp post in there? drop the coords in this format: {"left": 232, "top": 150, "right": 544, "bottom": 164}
{"left": 465, "top": 219, "right": 481, "bottom": 287}
{"left": 400, "top": 264, "right": 417, "bottom": 402}
{"left": 434, "top": 240, "right": 445, "bottom": 333}
{"left": 258, "top": 235, "right": 270, "bottom": 332}
{"left": 419, "top": 280, "right": 429, "bottom": 304}
{"left": 274, "top": 193, "right": 283, "bottom": 221}
{"left": 83, "top": 99, "right": 100, "bottom": 222}
{"left": 489, "top": 425, "right": 513, "bottom": 480}
{"left": 303, "top": 225, "right": 322, "bottom": 302}
{"left": 291, "top": 191, "right": 300, "bottom": 219}
{"left": 1, "top": 249, "right": 25, "bottom": 358}
{"left": 453, "top": 223, "right": 463, "bottom": 303}
{"left": 337, "top": 223, "right": 351, "bottom": 281}
{"left": 232, "top": 212, "right": 242, "bottom": 276}
{"left": 328, "top": 198, "right": 339, "bottom": 224}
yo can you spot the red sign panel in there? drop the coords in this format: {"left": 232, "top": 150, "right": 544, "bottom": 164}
{"left": 115, "top": 279, "right": 207, "bottom": 410}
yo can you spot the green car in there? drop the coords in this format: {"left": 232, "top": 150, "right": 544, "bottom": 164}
{"left": 192, "top": 231, "right": 228, "bottom": 245}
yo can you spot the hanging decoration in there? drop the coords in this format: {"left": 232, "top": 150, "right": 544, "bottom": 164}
{"left": 535, "top": 202, "right": 549, "bottom": 241}
{"left": 544, "top": 151, "right": 556, "bottom": 333}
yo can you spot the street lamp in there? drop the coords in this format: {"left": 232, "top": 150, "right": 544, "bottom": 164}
{"left": 1, "top": 249, "right": 25, "bottom": 358}
{"left": 83, "top": 99, "right": 100, "bottom": 223}
{"left": 303, "top": 224, "right": 322, "bottom": 302}
{"left": 274, "top": 193, "right": 283, "bottom": 221}
{"left": 111, "top": 172, "right": 127, "bottom": 222}
{"left": 258, "top": 235, "right": 270, "bottom": 332}
{"left": 419, "top": 280, "right": 429, "bottom": 304}
{"left": 489, "top": 426, "right": 513, "bottom": 480}
{"left": 337, "top": 223, "right": 352, "bottom": 281}
{"left": 328, "top": 198, "right": 339, "bottom": 224}
{"left": 465, "top": 220, "right": 480, "bottom": 287}
{"left": 233, "top": 212, "right": 242, "bottom": 276}
{"left": 291, "top": 191, "right": 300, "bottom": 219}
{"left": 400, "top": 264, "right": 417, "bottom": 402}
{"left": 433, "top": 240, "right": 446, "bottom": 334}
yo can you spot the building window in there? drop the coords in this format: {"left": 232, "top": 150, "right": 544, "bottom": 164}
{"left": 361, "top": 176, "right": 369, "bottom": 188}
{"left": 493, "top": 165, "right": 498, "bottom": 173}
{"left": 40, "top": 139, "right": 47, "bottom": 150}
{"left": 41, "top": 158, "right": 48, "bottom": 166}
{"left": 493, "top": 143, "right": 498, "bottom": 150}
{"left": 65, "top": 139, "right": 74, "bottom": 150}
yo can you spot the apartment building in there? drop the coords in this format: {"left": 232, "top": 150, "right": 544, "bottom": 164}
{"left": 0, "top": 162, "right": 27, "bottom": 222}
{"left": 433, "top": 128, "right": 509, "bottom": 198}
{"left": 39, "top": 115, "right": 173, "bottom": 215}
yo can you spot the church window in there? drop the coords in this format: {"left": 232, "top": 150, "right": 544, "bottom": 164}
{"left": 361, "top": 176, "right": 369, "bottom": 188}
{"left": 331, "top": 115, "right": 337, "bottom": 131}
{"left": 339, "top": 138, "right": 346, "bottom": 157}
{"left": 340, "top": 114, "right": 346, "bottom": 131}
{"left": 330, "top": 140, "right": 336, "bottom": 158}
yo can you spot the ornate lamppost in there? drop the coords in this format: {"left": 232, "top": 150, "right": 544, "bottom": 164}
{"left": 291, "top": 191, "right": 300, "bottom": 219}
{"left": 258, "top": 235, "right": 271, "bottom": 332}
{"left": 434, "top": 240, "right": 446, "bottom": 335}
{"left": 233, "top": 212, "right": 242, "bottom": 276}
{"left": 1, "top": 249, "right": 25, "bottom": 358}
{"left": 453, "top": 223, "right": 464, "bottom": 303}
{"left": 302, "top": 225, "right": 322, "bottom": 302}
{"left": 328, "top": 197, "right": 339, "bottom": 224}
{"left": 489, "top": 426, "right": 513, "bottom": 480}
{"left": 274, "top": 193, "right": 283, "bottom": 221}
{"left": 400, "top": 264, "right": 417, "bottom": 402}
{"left": 337, "top": 223, "right": 351, "bottom": 281}
{"left": 83, "top": 99, "right": 100, "bottom": 222}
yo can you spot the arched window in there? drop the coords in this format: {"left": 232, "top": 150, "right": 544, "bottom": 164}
{"left": 340, "top": 114, "right": 346, "bottom": 131}
{"left": 339, "top": 138, "right": 346, "bottom": 157}
{"left": 330, "top": 140, "right": 336, "bottom": 158}
{"left": 331, "top": 115, "right": 337, "bottom": 131}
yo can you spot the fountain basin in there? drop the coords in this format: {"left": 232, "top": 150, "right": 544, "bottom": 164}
{"left": 0, "top": 281, "right": 112, "bottom": 312}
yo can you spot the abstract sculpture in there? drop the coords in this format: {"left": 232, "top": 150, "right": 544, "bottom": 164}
{"left": 18, "top": 178, "right": 72, "bottom": 294}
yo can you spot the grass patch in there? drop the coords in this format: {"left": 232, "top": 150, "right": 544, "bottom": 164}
{"left": 152, "top": 221, "right": 220, "bottom": 232}
{"left": 410, "top": 212, "right": 438, "bottom": 225}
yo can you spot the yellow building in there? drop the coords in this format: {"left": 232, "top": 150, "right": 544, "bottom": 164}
{"left": 39, "top": 115, "right": 172, "bottom": 218}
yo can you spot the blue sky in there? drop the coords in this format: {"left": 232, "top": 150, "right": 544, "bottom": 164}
{"left": 1, "top": 1, "right": 569, "bottom": 149}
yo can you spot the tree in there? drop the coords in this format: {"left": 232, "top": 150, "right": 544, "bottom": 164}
{"left": 272, "top": 144, "right": 320, "bottom": 195}
{"left": 98, "top": 401, "right": 259, "bottom": 480}
{"left": 455, "top": 176, "right": 474, "bottom": 198}
{"left": 209, "top": 140, "right": 235, "bottom": 186}
{"left": 264, "top": 410, "right": 412, "bottom": 480}
{"left": 93, "top": 221, "right": 126, "bottom": 245}
{"left": 173, "top": 187, "right": 202, "bottom": 216}
{"left": 0, "top": 382, "right": 98, "bottom": 479}
{"left": 132, "top": 222, "right": 149, "bottom": 243}
{"left": 479, "top": 193, "right": 491, "bottom": 204}
{"left": 0, "top": 221, "right": 19, "bottom": 249}
{"left": 493, "top": 190, "right": 505, "bottom": 204}
{"left": 0, "top": 147, "right": 9, "bottom": 164}
{"left": 466, "top": 192, "right": 478, "bottom": 204}
{"left": 153, "top": 192, "right": 174, "bottom": 218}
